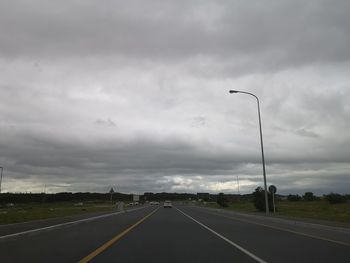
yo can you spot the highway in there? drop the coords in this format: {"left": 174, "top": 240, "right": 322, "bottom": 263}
{"left": 0, "top": 204, "right": 349, "bottom": 262}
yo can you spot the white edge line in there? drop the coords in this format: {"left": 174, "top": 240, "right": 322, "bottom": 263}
{"left": 0, "top": 205, "right": 150, "bottom": 240}
{"left": 209, "top": 206, "right": 350, "bottom": 234}
{"left": 175, "top": 207, "right": 267, "bottom": 263}
{"left": 203, "top": 206, "right": 350, "bottom": 234}
{"left": 194, "top": 207, "right": 350, "bottom": 247}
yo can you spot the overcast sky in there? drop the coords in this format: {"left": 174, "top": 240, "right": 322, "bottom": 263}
{"left": 1, "top": 0, "right": 350, "bottom": 195}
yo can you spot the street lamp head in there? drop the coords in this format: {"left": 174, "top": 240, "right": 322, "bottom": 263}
{"left": 229, "top": 90, "right": 239, "bottom": 94}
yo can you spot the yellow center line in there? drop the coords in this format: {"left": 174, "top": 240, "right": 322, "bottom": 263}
{"left": 78, "top": 207, "right": 160, "bottom": 263}
{"left": 197, "top": 208, "right": 350, "bottom": 247}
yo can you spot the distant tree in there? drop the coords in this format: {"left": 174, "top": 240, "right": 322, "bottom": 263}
{"left": 303, "top": 192, "right": 316, "bottom": 201}
{"left": 325, "top": 193, "right": 347, "bottom": 204}
{"left": 217, "top": 193, "right": 228, "bottom": 207}
{"left": 287, "top": 194, "right": 302, "bottom": 201}
{"left": 252, "top": 187, "right": 273, "bottom": 212}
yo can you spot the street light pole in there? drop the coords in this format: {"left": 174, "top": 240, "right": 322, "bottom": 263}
{"left": 0, "top": 167, "right": 3, "bottom": 194}
{"left": 229, "top": 90, "right": 269, "bottom": 214}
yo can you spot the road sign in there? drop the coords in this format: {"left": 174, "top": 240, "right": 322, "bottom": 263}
{"left": 133, "top": 194, "right": 140, "bottom": 202}
{"left": 269, "top": 185, "right": 277, "bottom": 194}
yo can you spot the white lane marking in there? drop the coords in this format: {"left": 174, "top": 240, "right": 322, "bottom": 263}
{"left": 194, "top": 207, "right": 350, "bottom": 247}
{"left": 175, "top": 207, "right": 267, "bottom": 263}
{"left": 198, "top": 206, "right": 350, "bottom": 234}
{"left": 0, "top": 205, "right": 150, "bottom": 240}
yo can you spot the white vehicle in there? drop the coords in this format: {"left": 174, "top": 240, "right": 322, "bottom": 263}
{"left": 150, "top": 201, "right": 160, "bottom": 205}
{"left": 163, "top": 200, "right": 172, "bottom": 208}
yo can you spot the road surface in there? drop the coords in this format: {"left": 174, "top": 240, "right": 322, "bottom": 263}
{"left": 1, "top": 204, "right": 349, "bottom": 262}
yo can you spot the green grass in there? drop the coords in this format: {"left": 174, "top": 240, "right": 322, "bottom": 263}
{"left": 276, "top": 200, "right": 350, "bottom": 223}
{"left": 226, "top": 201, "right": 257, "bottom": 213}
{"left": 2, "top": 200, "right": 349, "bottom": 225}
{"left": 0, "top": 201, "right": 116, "bottom": 225}
{"left": 204, "top": 201, "right": 256, "bottom": 213}
{"left": 205, "top": 200, "right": 350, "bottom": 224}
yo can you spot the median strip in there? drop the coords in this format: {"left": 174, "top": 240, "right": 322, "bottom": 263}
{"left": 78, "top": 206, "right": 160, "bottom": 263}
{"left": 175, "top": 207, "right": 267, "bottom": 263}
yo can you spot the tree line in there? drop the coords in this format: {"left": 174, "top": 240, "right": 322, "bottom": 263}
{"left": 216, "top": 188, "right": 350, "bottom": 212}
{"left": 287, "top": 192, "right": 350, "bottom": 204}
{"left": 0, "top": 192, "right": 133, "bottom": 204}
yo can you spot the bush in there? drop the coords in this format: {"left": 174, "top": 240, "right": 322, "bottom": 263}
{"left": 325, "top": 193, "right": 347, "bottom": 204}
{"left": 287, "top": 194, "right": 302, "bottom": 201}
{"left": 303, "top": 192, "right": 316, "bottom": 201}
{"left": 252, "top": 187, "right": 274, "bottom": 212}
{"left": 217, "top": 193, "right": 228, "bottom": 207}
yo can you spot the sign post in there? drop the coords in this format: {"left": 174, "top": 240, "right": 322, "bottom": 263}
{"left": 269, "top": 185, "right": 277, "bottom": 214}
{"left": 109, "top": 187, "right": 115, "bottom": 203}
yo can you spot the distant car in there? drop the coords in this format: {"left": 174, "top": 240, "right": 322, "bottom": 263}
{"left": 150, "top": 201, "right": 160, "bottom": 205}
{"left": 126, "top": 202, "right": 139, "bottom": 206}
{"left": 163, "top": 200, "right": 172, "bottom": 208}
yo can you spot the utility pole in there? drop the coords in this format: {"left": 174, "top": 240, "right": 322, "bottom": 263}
{"left": 0, "top": 167, "right": 3, "bottom": 193}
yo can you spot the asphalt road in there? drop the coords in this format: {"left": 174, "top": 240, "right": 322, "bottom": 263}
{"left": 1, "top": 204, "right": 349, "bottom": 263}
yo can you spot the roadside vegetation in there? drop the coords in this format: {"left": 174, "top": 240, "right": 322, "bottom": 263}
{"left": 275, "top": 199, "right": 350, "bottom": 223}
{"left": 0, "top": 201, "right": 116, "bottom": 225}
{"left": 0, "top": 192, "right": 139, "bottom": 224}
{"left": 1, "top": 191, "right": 349, "bottom": 225}
{"left": 0, "top": 191, "right": 199, "bottom": 224}
{"left": 212, "top": 190, "right": 350, "bottom": 224}
{"left": 212, "top": 199, "right": 350, "bottom": 223}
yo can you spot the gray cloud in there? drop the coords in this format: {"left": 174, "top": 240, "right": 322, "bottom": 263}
{"left": 1, "top": 0, "right": 350, "bottom": 195}
{"left": 1, "top": 1, "right": 350, "bottom": 72}
{"left": 95, "top": 118, "right": 116, "bottom": 127}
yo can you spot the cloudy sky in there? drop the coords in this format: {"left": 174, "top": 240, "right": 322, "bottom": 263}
{"left": 1, "top": 0, "right": 350, "bottom": 195}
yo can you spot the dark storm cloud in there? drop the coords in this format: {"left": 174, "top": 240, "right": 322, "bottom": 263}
{"left": 1, "top": 129, "right": 247, "bottom": 174}
{"left": 1, "top": 0, "right": 350, "bottom": 72}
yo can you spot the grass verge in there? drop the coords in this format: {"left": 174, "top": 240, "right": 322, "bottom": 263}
{"left": 205, "top": 200, "right": 350, "bottom": 224}
{"left": 0, "top": 201, "right": 116, "bottom": 225}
